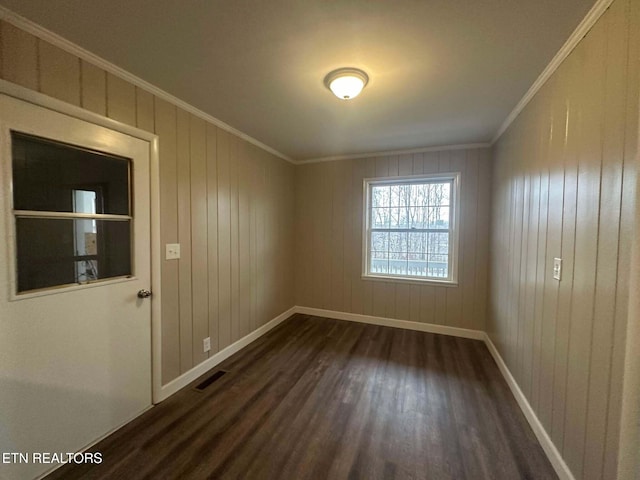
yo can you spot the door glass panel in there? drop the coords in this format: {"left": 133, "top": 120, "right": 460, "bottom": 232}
{"left": 16, "top": 218, "right": 131, "bottom": 292}
{"left": 11, "top": 132, "right": 133, "bottom": 294}
{"left": 12, "top": 132, "right": 130, "bottom": 215}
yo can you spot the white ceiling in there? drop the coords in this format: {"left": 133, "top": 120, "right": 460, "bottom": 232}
{"left": 0, "top": 0, "right": 595, "bottom": 161}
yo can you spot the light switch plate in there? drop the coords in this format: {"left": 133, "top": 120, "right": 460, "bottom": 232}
{"left": 553, "top": 257, "right": 562, "bottom": 281}
{"left": 166, "top": 243, "right": 180, "bottom": 260}
{"left": 203, "top": 337, "right": 211, "bottom": 353}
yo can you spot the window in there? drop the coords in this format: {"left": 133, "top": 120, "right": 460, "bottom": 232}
{"left": 12, "top": 132, "right": 132, "bottom": 293}
{"left": 362, "top": 173, "right": 460, "bottom": 284}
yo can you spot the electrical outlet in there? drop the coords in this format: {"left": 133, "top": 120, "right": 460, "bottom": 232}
{"left": 203, "top": 337, "right": 211, "bottom": 353}
{"left": 553, "top": 257, "right": 562, "bottom": 281}
{"left": 166, "top": 243, "right": 181, "bottom": 260}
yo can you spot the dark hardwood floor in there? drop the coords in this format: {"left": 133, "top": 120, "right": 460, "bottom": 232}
{"left": 46, "top": 314, "right": 557, "bottom": 480}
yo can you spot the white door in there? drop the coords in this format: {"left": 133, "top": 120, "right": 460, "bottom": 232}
{"left": 0, "top": 95, "right": 152, "bottom": 480}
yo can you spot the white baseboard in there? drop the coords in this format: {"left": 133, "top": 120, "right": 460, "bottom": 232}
{"left": 158, "top": 305, "right": 482, "bottom": 403}
{"left": 156, "top": 306, "right": 297, "bottom": 402}
{"left": 483, "top": 333, "right": 575, "bottom": 480}
{"left": 295, "top": 306, "right": 485, "bottom": 340}
{"left": 154, "top": 304, "right": 572, "bottom": 480}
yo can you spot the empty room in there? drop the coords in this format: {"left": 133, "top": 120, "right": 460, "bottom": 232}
{"left": 0, "top": 0, "right": 638, "bottom": 479}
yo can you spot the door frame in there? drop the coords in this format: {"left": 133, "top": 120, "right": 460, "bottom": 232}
{"left": 0, "top": 78, "right": 164, "bottom": 404}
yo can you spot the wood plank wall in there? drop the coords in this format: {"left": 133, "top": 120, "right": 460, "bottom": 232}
{"left": 295, "top": 148, "right": 492, "bottom": 331}
{"left": 489, "top": 0, "right": 639, "bottom": 478}
{"left": 0, "top": 20, "right": 296, "bottom": 385}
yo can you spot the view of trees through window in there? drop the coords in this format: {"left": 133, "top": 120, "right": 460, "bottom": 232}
{"left": 369, "top": 180, "right": 452, "bottom": 279}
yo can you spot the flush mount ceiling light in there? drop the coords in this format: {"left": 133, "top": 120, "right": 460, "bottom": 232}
{"left": 324, "top": 68, "right": 369, "bottom": 100}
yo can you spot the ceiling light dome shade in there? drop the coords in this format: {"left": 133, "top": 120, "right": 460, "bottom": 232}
{"left": 325, "top": 68, "right": 369, "bottom": 100}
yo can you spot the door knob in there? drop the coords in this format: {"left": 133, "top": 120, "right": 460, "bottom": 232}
{"left": 137, "top": 289, "right": 152, "bottom": 299}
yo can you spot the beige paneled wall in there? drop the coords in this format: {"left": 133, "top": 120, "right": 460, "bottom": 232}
{"left": 0, "top": 20, "right": 296, "bottom": 385}
{"left": 295, "top": 148, "right": 492, "bottom": 331}
{"left": 489, "top": 0, "right": 639, "bottom": 478}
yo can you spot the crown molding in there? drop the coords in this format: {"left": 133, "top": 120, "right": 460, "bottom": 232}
{"left": 491, "top": 0, "right": 614, "bottom": 145}
{"left": 0, "top": 5, "right": 295, "bottom": 165}
{"left": 298, "top": 142, "right": 492, "bottom": 164}
{"left": 0, "top": 0, "right": 613, "bottom": 164}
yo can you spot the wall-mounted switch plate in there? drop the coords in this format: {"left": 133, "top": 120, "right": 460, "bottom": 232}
{"left": 166, "top": 243, "right": 181, "bottom": 260}
{"left": 203, "top": 337, "right": 211, "bottom": 353}
{"left": 553, "top": 257, "right": 562, "bottom": 281}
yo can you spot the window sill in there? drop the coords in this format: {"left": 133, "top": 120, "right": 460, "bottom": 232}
{"left": 361, "top": 274, "right": 458, "bottom": 287}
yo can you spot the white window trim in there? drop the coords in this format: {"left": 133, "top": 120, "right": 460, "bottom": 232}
{"left": 361, "top": 172, "right": 461, "bottom": 286}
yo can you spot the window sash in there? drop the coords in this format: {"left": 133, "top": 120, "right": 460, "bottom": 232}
{"left": 363, "top": 173, "right": 459, "bottom": 284}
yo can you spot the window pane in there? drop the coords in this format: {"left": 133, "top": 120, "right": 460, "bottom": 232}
{"left": 389, "top": 232, "right": 407, "bottom": 253}
{"left": 371, "top": 185, "right": 390, "bottom": 208}
{"left": 408, "top": 207, "right": 424, "bottom": 228}
{"left": 428, "top": 232, "right": 449, "bottom": 254}
{"left": 398, "top": 207, "right": 410, "bottom": 228}
{"left": 372, "top": 207, "right": 390, "bottom": 228}
{"left": 409, "top": 184, "right": 427, "bottom": 206}
{"left": 398, "top": 184, "right": 410, "bottom": 208}
{"left": 408, "top": 253, "right": 427, "bottom": 276}
{"left": 390, "top": 184, "right": 402, "bottom": 207}
{"left": 408, "top": 232, "right": 426, "bottom": 255}
{"left": 428, "top": 254, "right": 448, "bottom": 278}
{"left": 439, "top": 183, "right": 451, "bottom": 206}
{"left": 428, "top": 206, "right": 450, "bottom": 229}
{"left": 429, "top": 183, "right": 450, "bottom": 206}
{"left": 389, "top": 252, "right": 408, "bottom": 275}
{"left": 371, "top": 231, "right": 389, "bottom": 252}
{"left": 389, "top": 208, "right": 399, "bottom": 228}
{"left": 370, "top": 251, "right": 389, "bottom": 274}
{"left": 16, "top": 218, "right": 131, "bottom": 292}
{"left": 12, "top": 132, "right": 130, "bottom": 215}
